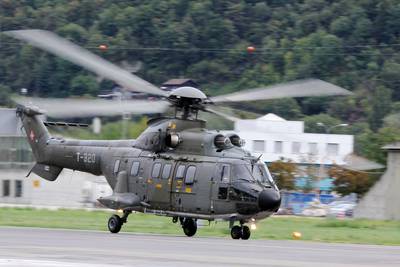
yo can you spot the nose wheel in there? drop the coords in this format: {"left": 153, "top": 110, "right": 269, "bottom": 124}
{"left": 107, "top": 211, "right": 131, "bottom": 234}
{"left": 230, "top": 225, "right": 251, "bottom": 240}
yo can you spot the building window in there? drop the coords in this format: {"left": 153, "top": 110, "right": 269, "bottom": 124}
{"left": 130, "top": 161, "right": 140, "bottom": 176}
{"left": 15, "top": 180, "right": 23, "bottom": 197}
{"left": 151, "top": 163, "right": 162, "bottom": 178}
{"left": 162, "top": 164, "right": 172, "bottom": 179}
{"left": 185, "top": 166, "right": 196, "bottom": 185}
{"left": 309, "top": 142, "right": 318, "bottom": 155}
{"left": 327, "top": 143, "right": 339, "bottom": 156}
{"left": 274, "top": 141, "right": 283, "bottom": 153}
{"left": 292, "top": 142, "right": 301, "bottom": 154}
{"left": 253, "top": 140, "right": 265, "bottom": 152}
{"left": 2, "top": 180, "right": 10, "bottom": 197}
{"left": 113, "top": 160, "right": 120, "bottom": 175}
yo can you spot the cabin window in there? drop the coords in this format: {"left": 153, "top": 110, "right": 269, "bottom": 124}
{"left": 2, "top": 180, "right": 10, "bottom": 197}
{"left": 185, "top": 166, "right": 196, "bottom": 185}
{"left": 113, "top": 159, "right": 120, "bottom": 175}
{"left": 130, "top": 161, "right": 140, "bottom": 176}
{"left": 175, "top": 165, "right": 185, "bottom": 179}
{"left": 15, "top": 180, "right": 23, "bottom": 197}
{"left": 221, "top": 165, "right": 230, "bottom": 183}
{"left": 151, "top": 163, "right": 162, "bottom": 178}
{"left": 162, "top": 164, "right": 172, "bottom": 179}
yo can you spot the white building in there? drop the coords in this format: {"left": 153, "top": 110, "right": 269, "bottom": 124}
{"left": 233, "top": 113, "right": 354, "bottom": 165}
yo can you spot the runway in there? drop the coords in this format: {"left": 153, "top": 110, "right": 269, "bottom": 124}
{"left": 0, "top": 227, "right": 399, "bottom": 267}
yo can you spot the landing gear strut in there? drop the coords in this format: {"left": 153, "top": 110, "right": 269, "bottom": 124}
{"left": 108, "top": 210, "right": 131, "bottom": 234}
{"left": 180, "top": 218, "right": 197, "bottom": 237}
{"left": 230, "top": 223, "right": 251, "bottom": 240}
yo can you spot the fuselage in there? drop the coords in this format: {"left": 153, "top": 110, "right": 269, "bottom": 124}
{"left": 18, "top": 107, "right": 281, "bottom": 223}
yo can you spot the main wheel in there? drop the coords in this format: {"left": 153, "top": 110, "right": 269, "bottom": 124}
{"left": 108, "top": 214, "right": 122, "bottom": 234}
{"left": 182, "top": 218, "right": 197, "bottom": 237}
{"left": 241, "top": 226, "right": 251, "bottom": 240}
{"left": 231, "top": 225, "right": 242, "bottom": 239}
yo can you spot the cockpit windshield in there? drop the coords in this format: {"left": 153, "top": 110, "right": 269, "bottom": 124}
{"left": 232, "top": 161, "right": 275, "bottom": 186}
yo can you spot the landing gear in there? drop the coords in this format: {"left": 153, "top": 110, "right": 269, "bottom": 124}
{"left": 181, "top": 218, "right": 197, "bottom": 237}
{"left": 108, "top": 215, "right": 122, "bottom": 233}
{"left": 107, "top": 210, "right": 131, "bottom": 234}
{"left": 230, "top": 224, "right": 251, "bottom": 240}
{"left": 230, "top": 225, "right": 242, "bottom": 239}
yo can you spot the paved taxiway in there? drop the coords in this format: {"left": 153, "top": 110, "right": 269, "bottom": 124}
{"left": 0, "top": 227, "right": 399, "bottom": 267}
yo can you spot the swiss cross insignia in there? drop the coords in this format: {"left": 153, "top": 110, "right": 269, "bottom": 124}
{"left": 29, "top": 130, "right": 35, "bottom": 141}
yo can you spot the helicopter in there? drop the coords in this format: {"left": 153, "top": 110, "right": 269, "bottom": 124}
{"left": 6, "top": 30, "right": 352, "bottom": 239}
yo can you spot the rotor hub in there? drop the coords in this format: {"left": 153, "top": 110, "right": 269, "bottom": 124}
{"left": 168, "top": 87, "right": 209, "bottom": 119}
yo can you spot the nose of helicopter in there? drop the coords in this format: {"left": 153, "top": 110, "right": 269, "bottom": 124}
{"left": 258, "top": 188, "right": 281, "bottom": 212}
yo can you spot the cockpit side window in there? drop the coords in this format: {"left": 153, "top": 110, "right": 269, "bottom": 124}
{"left": 113, "top": 159, "right": 120, "bottom": 175}
{"left": 221, "top": 165, "right": 230, "bottom": 183}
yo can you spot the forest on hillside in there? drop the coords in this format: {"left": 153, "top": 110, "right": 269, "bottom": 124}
{"left": 1, "top": 0, "right": 400, "bottom": 163}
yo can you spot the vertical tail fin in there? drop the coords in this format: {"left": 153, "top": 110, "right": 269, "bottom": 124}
{"left": 16, "top": 105, "right": 50, "bottom": 163}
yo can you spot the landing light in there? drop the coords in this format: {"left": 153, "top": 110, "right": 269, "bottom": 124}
{"left": 117, "top": 209, "right": 123, "bottom": 214}
{"left": 250, "top": 223, "right": 257, "bottom": 230}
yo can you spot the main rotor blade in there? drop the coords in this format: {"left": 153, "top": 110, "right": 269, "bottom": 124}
{"left": 13, "top": 97, "right": 170, "bottom": 118}
{"left": 210, "top": 79, "right": 352, "bottom": 103}
{"left": 205, "top": 107, "right": 240, "bottom": 122}
{"left": 4, "top": 30, "right": 167, "bottom": 97}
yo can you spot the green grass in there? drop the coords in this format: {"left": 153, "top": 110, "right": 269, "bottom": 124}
{"left": 0, "top": 208, "right": 399, "bottom": 245}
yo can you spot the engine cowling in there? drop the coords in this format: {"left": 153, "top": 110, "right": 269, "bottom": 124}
{"left": 228, "top": 134, "right": 245, "bottom": 147}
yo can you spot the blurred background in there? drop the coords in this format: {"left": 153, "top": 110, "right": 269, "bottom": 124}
{"left": 0, "top": 0, "right": 400, "bottom": 235}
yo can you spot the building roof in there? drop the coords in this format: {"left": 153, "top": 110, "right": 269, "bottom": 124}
{"left": 257, "top": 113, "right": 286, "bottom": 121}
{"left": 382, "top": 142, "right": 400, "bottom": 150}
{"left": 343, "top": 154, "right": 385, "bottom": 170}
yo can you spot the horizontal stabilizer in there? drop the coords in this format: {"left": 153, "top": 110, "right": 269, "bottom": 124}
{"left": 29, "top": 163, "right": 63, "bottom": 181}
{"left": 44, "top": 121, "right": 89, "bottom": 127}
{"left": 98, "top": 193, "right": 141, "bottom": 210}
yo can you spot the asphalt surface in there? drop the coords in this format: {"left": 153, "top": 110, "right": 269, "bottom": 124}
{"left": 0, "top": 227, "right": 399, "bottom": 267}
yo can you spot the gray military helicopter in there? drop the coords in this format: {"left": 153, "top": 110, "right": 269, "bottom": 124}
{"left": 6, "top": 30, "right": 351, "bottom": 239}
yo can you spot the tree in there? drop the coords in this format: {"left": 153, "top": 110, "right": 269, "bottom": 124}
{"left": 303, "top": 114, "right": 341, "bottom": 133}
{"left": 368, "top": 85, "right": 392, "bottom": 131}
{"left": 268, "top": 158, "right": 297, "bottom": 190}
{"left": 0, "top": 84, "right": 12, "bottom": 107}
{"left": 328, "top": 165, "right": 372, "bottom": 197}
{"left": 357, "top": 126, "right": 400, "bottom": 164}
{"left": 70, "top": 75, "right": 99, "bottom": 96}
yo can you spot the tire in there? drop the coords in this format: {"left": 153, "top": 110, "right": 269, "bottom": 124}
{"left": 108, "top": 214, "right": 122, "bottom": 234}
{"left": 231, "top": 225, "right": 242, "bottom": 239}
{"left": 182, "top": 218, "right": 197, "bottom": 237}
{"left": 241, "top": 226, "right": 251, "bottom": 240}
